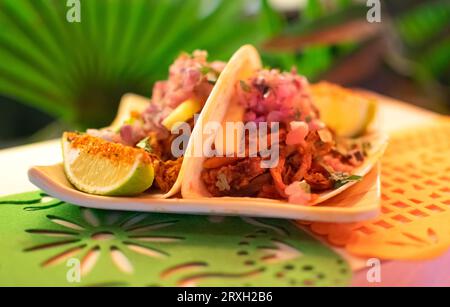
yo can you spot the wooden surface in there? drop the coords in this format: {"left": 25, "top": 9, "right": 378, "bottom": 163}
{"left": 0, "top": 93, "right": 448, "bottom": 286}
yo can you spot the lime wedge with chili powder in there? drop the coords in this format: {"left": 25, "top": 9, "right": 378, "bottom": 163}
{"left": 62, "top": 132, "right": 154, "bottom": 196}
{"left": 311, "top": 82, "right": 377, "bottom": 137}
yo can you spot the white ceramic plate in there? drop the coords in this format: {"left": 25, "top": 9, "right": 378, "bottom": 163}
{"left": 28, "top": 90, "right": 385, "bottom": 222}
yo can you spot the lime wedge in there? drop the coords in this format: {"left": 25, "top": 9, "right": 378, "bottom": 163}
{"left": 311, "top": 82, "right": 377, "bottom": 137}
{"left": 62, "top": 132, "right": 154, "bottom": 196}
{"left": 162, "top": 99, "right": 202, "bottom": 131}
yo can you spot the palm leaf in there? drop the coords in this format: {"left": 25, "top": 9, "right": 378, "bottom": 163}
{"left": 0, "top": 0, "right": 274, "bottom": 128}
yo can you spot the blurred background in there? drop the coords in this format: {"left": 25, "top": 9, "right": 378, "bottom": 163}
{"left": 0, "top": 0, "right": 449, "bottom": 148}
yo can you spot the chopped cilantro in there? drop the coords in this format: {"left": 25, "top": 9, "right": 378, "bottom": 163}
{"left": 331, "top": 173, "right": 363, "bottom": 189}
{"left": 240, "top": 80, "right": 251, "bottom": 92}
{"left": 136, "top": 137, "right": 153, "bottom": 153}
{"left": 200, "top": 66, "right": 211, "bottom": 75}
{"left": 125, "top": 117, "right": 135, "bottom": 124}
{"left": 298, "top": 180, "right": 311, "bottom": 193}
{"left": 207, "top": 74, "right": 218, "bottom": 85}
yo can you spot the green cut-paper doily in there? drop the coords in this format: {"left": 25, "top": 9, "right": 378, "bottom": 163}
{"left": 0, "top": 191, "right": 351, "bottom": 286}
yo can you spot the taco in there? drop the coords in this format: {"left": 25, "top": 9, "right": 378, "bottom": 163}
{"left": 63, "top": 50, "right": 226, "bottom": 197}
{"left": 182, "top": 45, "right": 387, "bottom": 205}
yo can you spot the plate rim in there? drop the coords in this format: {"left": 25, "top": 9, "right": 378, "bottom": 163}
{"left": 28, "top": 163, "right": 380, "bottom": 222}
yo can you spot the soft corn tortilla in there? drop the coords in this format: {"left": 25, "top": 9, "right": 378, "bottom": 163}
{"left": 181, "top": 45, "right": 388, "bottom": 204}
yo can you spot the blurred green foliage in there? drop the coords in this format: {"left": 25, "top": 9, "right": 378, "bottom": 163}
{"left": 395, "top": 1, "right": 450, "bottom": 85}
{"left": 0, "top": 0, "right": 276, "bottom": 129}
{"left": 0, "top": 0, "right": 448, "bottom": 135}
{"left": 260, "top": 0, "right": 366, "bottom": 80}
{"left": 263, "top": 0, "right": 450, "bottom": 94}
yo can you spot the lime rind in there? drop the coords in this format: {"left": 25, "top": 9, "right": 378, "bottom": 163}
{"left": 62, "top": 133, "right": 154, "bottom": 196}
{"left": 105, "top": 161, "right": 154, "bottom": 196}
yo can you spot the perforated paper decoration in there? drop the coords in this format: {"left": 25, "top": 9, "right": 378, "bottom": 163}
{"left": 301, "top": 121, "right": 450, "bottom": 260}
{"left": 0, "top": 191, "right": 351, "bottom": 286}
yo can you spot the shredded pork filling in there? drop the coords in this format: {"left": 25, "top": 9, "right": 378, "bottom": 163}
{"left": 201, "top": 68, "right": 366, "bottom": 201}
{"left": 201, "top": 128, "right": 364, "bottom": 198}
